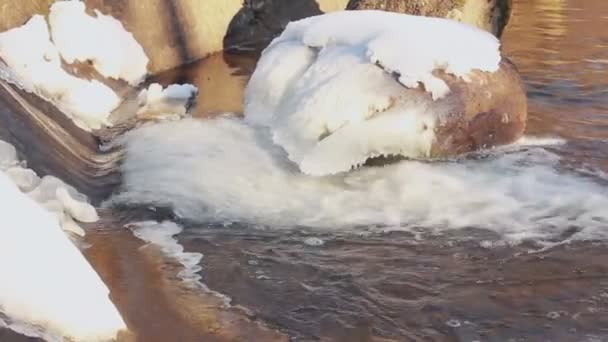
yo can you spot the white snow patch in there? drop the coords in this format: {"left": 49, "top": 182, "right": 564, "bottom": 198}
{"left": 269, "top": 10, "right": 500, "bottom": 100}
{"left": 0, "top": 15, "right": 120, "bottom": 131}
{"left": 244, "top": 40, "right": 316, "bottom": 125}
{"left": 244, "top": 11, "right": 500, "bottom": 175}
{"left": 49, "top": 1, "right": 149, "bottom": 86}
{"left": 0, "top": 140, "right": 98, "bottom": 237}
{"left": 137, "top": 83, "right": 198, "bottom": 120}
{"left": 0, "top": 140, "right": 18, "bottom": 168}
{"left": 110, "top": 118, "right": 608, "bottom": 244}
{"left": 0, "top": 170, "right": 126, "bottom": 341}
{"left": 128, "top": 221, "right": 203, "bottom": 284}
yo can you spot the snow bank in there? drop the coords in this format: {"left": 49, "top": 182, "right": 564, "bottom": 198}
{"left": 111, "top": 118, "right": 608, "bottom": 244}
{"left": 137, "top": 83, "right": 198, "bottom": 120}
{"left": 270, "top": 10, "right": 500, "bottom": 100}
{"left": 49, "top": 1, "right": 149, "bottom": 86}
{"left": 0, "top": 143, "right": 126, "bottom": 340}
{"left": 244, "top": 11, "right": 501, "bottom": 175}
{"left": 0, "top": 140, "right": 98, "bottom": 237}
{"left": 0, "top": 15, "right": 120, "bottom": 131}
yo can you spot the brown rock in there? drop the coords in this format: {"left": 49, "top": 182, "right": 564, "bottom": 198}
{"left": 429, "top": 58, "right": 527, "bottom": 157}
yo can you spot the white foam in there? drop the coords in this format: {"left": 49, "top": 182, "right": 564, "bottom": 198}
{"left": 137, "top": 83, "right": 198, "bottom": 120}
{"left": 0, "top": 15, "right": 120, "bottom": 131}
{"left": 49, "top": 1, "right": 149, "bottom": 86}
{"left": 244, "top": 11, "right": 500, "bottom": 175}
{"left": 127, "top": 221, "right": 203, "bottom": 285}
{"left": 0, "top": 170, "right": 126, "bottom": 341}
{"left": 111, "top": 118, "right": 608, "bottom": 244}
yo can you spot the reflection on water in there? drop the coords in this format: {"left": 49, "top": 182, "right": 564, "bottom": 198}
{"left": 150, "top": 53, "right": 256, "bottom": 116}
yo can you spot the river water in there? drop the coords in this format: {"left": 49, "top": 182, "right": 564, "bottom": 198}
{"left": 3, "top": 0, "right": 608, "bottom": 341}
{"left": 144, "top": 1, "right": 608, "bottom": 340}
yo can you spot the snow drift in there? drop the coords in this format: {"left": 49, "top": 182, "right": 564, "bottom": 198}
{"left": 0, "top": 140, "right": 126, "bottom": 341}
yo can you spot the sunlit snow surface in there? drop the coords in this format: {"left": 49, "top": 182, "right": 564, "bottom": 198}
{"left": 0, "top": 142, "right": 125, "bottom": 341}
{"left": 0, "top": 1, "right": 150, "bottom": 131}
{"left": 112, "top": 118, "right": 608, "bottom": 244}
{"left": 244, "top": 11, "right": 501, "bottom": 175}
{"left": 49, "top": 1, "right": 149, "bottom": 86}
{"left": 137, "top": 83, "right": 198, "bottom": 120}
{"left": 0, "top": 15, "right": 120, "bottom": 131}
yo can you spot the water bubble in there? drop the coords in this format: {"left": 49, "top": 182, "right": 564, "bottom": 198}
{"left": 446, "top": 319, "right": 461, "bottom": 328}
{"left": 303, "top": 237, "right": 325, "bottom": 246}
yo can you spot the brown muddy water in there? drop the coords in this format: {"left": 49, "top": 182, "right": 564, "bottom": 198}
{"left": 3, "top": 0, "right": 608, "bottom": 341}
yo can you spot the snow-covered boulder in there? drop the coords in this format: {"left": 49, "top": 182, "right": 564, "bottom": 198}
{"left": 0, "top": 149, "right": 126, "bottom": 341}
{"left": 49, "top": 0, "right": 149, "bottom": 86}
{"left": 0, "top": 15, "right": 120, "bottom": 131}
{"left": 137, "top": 83, "right": 198, "bottom": 120}
{"left": 244, "top": 10, "right": 526, "bottom": 175}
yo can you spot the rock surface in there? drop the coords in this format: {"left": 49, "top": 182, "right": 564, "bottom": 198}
{"left": 428, "top": 58, "right": 527, "bottom": 157}
{"left": 347, "top": 0, "right": 512, "bottom": 37}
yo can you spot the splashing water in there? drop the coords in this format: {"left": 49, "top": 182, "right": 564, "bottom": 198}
{"left": 110, "top": 117, "right": 608, "bottom": 244}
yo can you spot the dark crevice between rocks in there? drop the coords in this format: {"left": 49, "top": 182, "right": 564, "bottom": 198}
{"left": 223, "top": 0, "right": 325, "bottom": 54}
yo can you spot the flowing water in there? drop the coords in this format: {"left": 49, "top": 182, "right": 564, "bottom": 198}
{"left": 3, "top": 0, "right": 608, "bottom": 341}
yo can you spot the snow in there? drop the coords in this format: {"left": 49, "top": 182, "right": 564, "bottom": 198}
{"left": 244, "top": 11, "right": 501, "bottom": 175}
{"left": 268, "top": 10, "right": 500, "bottom": 100}
{"left": 0, "top": 15, "right": 120, "bottom": 131}
{"left": 244, "top": 40, "right": 316, "bottom": 125}
{"left": 0, "top": 140, "right": 98, "bottom": 237}
{"left": 49, "top": 0, "right": 149, "bottom": 86}
{"left": 110, "top": 118, "right": 608, "bottom": 244}
{"left": 0, "top": 166, "right": 125, "bottom": 340}
{"left": 137, "top": 83, "right": 198, "bottom": 120}
{"left": 127, "top": 221, "right": 203, "bottom": 285}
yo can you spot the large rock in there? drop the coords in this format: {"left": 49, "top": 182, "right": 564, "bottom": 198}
{"left": 429, "top": 58, "right": 527, "bottom": 157}
{"left": 223, "top": 0, "right": 348, "bottom": 53}
{"left": 346, "top": 0, "right": 512, "bottom": 37}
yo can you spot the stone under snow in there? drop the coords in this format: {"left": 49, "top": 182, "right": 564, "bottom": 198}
{"left": 49, "top": 0, "right": 149, "bottom": 86}
{"left": 0, "top": 15, "right": 120, "bottom": 131}
{"left": 244, "top": 10, "right": 502, "bottom": 175}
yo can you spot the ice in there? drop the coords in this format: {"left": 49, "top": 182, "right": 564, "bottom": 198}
{"left": 110, "top": 118, "right": 608, "bottom": 244}
{"left": 128, "top": 221, "right": 203, "bottom": 285}
{"left": 244, "top": 11, "right": 500, "bottom": 175}
{"left": 0, "top": 140, "right": 18, "bottom": 168}
{"left": 137, "top": 83, "right": 198, "bottom": 120}
{"left": 0, "top": 171, "right": 126, "bottom": 341}
{"left": 0, "top": 15, "right": 120, "bottom": 131}
{"left": 49, "top": 1, "right": 149, "bottom": 86}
